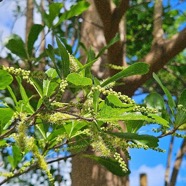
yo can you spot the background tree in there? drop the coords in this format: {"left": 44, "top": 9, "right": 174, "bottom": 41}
{"left": 0, "top": 0, "right": 186, "bottom": 186}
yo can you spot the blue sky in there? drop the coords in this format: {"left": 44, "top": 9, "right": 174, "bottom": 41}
{"left": 0, "top": 0, "right": 186, "bottom": 186}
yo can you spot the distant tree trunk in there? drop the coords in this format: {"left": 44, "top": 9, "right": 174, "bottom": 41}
{"left": 140, "top": 173, "right": 147, "bottom": 186}
{"left": 25, "top": 0, "right": 34, "bottom": 43}
{"left": 169, "top": 139, "right": 186, "bottom": 186}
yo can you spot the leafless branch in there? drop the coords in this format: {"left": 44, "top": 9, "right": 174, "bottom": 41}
{"left": 165, "top": 136, "right": 174, "bottom": 186}
{"left": 169, "top": 139, "right": 186, "bottom": 186}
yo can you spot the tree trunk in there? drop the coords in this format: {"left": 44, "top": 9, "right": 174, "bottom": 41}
{"left": 71, "top": 150, "right": 129, "bottom": 186}
{"left": 25, "top": 0, "right": 34, "bottom": 43}
{"left": 71, "top": 1, "right": 129, "bottom": 185}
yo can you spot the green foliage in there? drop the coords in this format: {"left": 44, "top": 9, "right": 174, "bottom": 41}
{"left": 0, "top": 1, "right": 185, "bottom": 185}
{"left": 0, "top": 70, "right": 13, "bottom": 90}
{"left": 5, "top": 34, "right": 28, "bottom": 59}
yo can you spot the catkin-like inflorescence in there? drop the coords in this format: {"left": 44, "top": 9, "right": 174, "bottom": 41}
{"left": 114, "top": 152, "right": 128, "bottom": 172}
{"left": 92, "top": 85, "right": 135, "bottom": 104}
{"left": 3, "top": 66, "right": 31, "bottom": 83}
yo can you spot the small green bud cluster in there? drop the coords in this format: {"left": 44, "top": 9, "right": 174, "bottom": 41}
{"left": 56, "top": 79, "right": 68, "bottom": 101}
{"left": 69, "top": 53, "right": 80, "bottom": 72}
{"left": 91, "top": 136, "right": 111, "bottom": 157}
{"left": 177, "top": 104, "right": 186, "bottom": 113}
{"left": 128, "top": 142, "right": 149, "bottom": 150}
{"left": 75, "top": 129, "right": 91, "bottom": 136}
{"left": 133, "top": 105, "right": 157, "bottom": 114}
{"left": 108, "top": 64, "right": 125, "bottom": 70}
{"left": 32, "top": 145, "right": 54, "bottom": 184}
{"left": 114, "top": 152, "right": 128, "bottom": 172}
{"left": 59, "top": 79, "right": 68, "bottom": 93}
{"left": 56, "top": 134, "right": 67, "bottom": 143}
{"left": 82, "top": 98, "right": 95, "bottom": 115}
{"left": 0, "top": 171, "right": 14, "bottom": 178}
{"left": 15, "top": 114, "right": 27, "bottom": 151}
{"left": 19, "top": 160, "right": 33, "bottom": 173}
{"left": 47, "top": 112, "right": 74, "bottom": 124}
{"left": 152, "top": 147, "right": 165, "bottom": 153}
{"left": 3, "top": 66, "right": 30, "bottom": 82}
{"left": 92, "top": 86, "right": 135, "bottom": 104}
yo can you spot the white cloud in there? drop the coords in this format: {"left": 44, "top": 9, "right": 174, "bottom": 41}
{"left": 130, "top": 164, "right": 165, "bottom": 186}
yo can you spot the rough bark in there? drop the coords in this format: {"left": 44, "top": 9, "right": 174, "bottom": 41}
{"left": 25, "top": 0, "right": 34, "bottom": 43}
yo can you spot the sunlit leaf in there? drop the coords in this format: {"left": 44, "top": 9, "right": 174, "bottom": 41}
{"left": 153, "top": 73, "right": 175, "bottom": 114}
{"left": 0, "top": 70, "right": 13, "bottom": 90}
{"left": 55, "top": 1, "right": 89, "bottom": 27}
{"left": 67, "top": 73, "right": 92, "bottom": 86}
{"left": 0, "top": 107, "right": 14, "bottom": 133}
{"left": 107, "top": 132, "right": 159, "bottom": 148}
{"left": 101, "top": 63, "right": 149, "bottom": 87}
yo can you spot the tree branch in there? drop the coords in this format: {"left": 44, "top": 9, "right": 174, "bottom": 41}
{"left": 94, "top": 0, "right": 112, "bottom": 35}
{"left": 0, "top": 155, "right": 75, "bottom": 185}
{"left": 119, "top": 27, "right": 186, "bottom": 96}
{"left": 111, "top": 0, "right": 130, "bottom": 31}
{"left": 153, "top": 0, "right": 164, "bottom": 44}
{"left": 94, "top": 0, "right": 130, "bottom": 76}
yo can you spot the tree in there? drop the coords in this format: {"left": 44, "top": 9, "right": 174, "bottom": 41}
{"left": 0, "top": 0, "right": 186, "bottom": 186}
{"left": 73, "top": 0, "right": 186, "bottom": 185}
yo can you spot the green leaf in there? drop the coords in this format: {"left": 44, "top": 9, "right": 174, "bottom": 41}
{"left": 27, "top": 24, "right": 44, "bottom": 57}
{"left": 148, "top": 114, "right": 169, "bottom": 127}
{"left": 0, "top": 107, "right": 14, "bottom": 133}
{"left": 175, "top": 90, "right": 186, "bottom": 128}
{"left": 56, "top": 37, "right": 70, "bottom": 78}
{"left": 106, "top": 94, "right": 133, "bottom": 108}
{"left": 126, "top": 120, "right": 144, "bottom": 133}
{"left": 84, "top": 155, "right": 130, "bottom": 177}
{"left": 108, "top": 132, "right": 159, "bottom": 148}
{"left": 42, "top": 68, "right": 59, "bottom": 97}
{"left": 93, "top": 78, "right": 101, "bottom": 113}
{"left": 0, "top": 70, "right": 13, "bottom": 90}
{"left": 45, "top": 68, "right": 58, "bottom": 79}
{"left": 144, "top": 92, "right": 165, "bottom": 110}
{"left": 47, "top": 3, "right": 63, "bottom": 27}
{"left": 178, "top": 89, "right": 186, "bottom": 107}
{"left": 67, "top": 73, "right": 92, "bottom": 86}
{"left": 153, "top": 73, "right": 175, "bottom": 114}
{"left": 101, "top": 63, "right": 149, "bottom": 87}
{"left": 5, "top": 34, "right": 28, "bottom": 59}
{"left": 16, "top": 77, "right": 34, "bottom": 114}
{"left": 64, "top": 121, "right": 88, "bottom": 138}
{"left": 46, "top": 44, "right": 62, "bottom": 78}
{"left": 98, "top": 112, "right": 151, "bottom": 122}
{"left": 43, "top": 79, "right": 59, "bottom": 97}
{"left": 8, "top": 145, "right": 22, "bottom": 169}
{"left": 54, "top": 1, "right": 90, "bottom": 27}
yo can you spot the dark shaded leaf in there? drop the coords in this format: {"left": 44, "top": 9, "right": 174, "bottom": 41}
{"left": 84, "top": 155, "right": 130, "bottom": 177}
